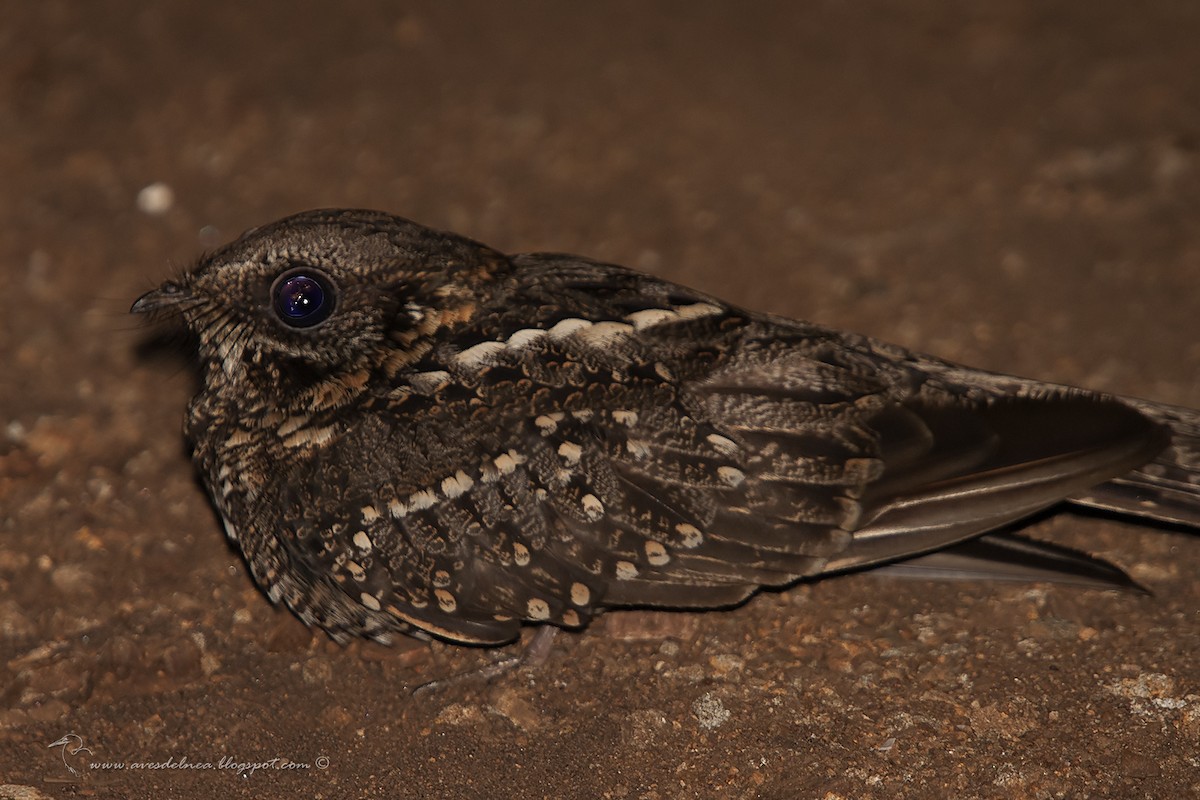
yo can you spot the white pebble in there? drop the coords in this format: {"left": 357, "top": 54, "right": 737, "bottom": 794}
{"left": 137, "top": 182, "right": 175, "bottom": 215}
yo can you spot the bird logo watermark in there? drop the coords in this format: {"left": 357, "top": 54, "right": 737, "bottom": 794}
{"left": 47, "top": 733, "right": 93, "bottom": 778}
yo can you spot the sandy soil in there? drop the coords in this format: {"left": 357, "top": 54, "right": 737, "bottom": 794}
{"left": 2, "top": 2, "right": 1198, "bottom": 797}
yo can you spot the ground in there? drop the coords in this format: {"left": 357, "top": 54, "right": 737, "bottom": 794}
{"left": 2, "top": 2, "right": 1199, "bottom": 798}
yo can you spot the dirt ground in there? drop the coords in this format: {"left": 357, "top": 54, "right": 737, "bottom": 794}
{"left": 2, "top": 2, "right": 1199, "bottom": 798}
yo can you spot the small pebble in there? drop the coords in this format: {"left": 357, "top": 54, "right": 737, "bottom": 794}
{"left": 103, "top": 635, "right": 141, "bottom": 679}
{"left": 434, "top": 703, "right": 485, "bottom": 726}
{"left": 266, "top": 617, "right": 313, "bottom": 652}
{"left": 301, "top": 656, "right": 334, "bottom": 686}
{"left": 709, "top": 653, "right": 744, "bottom": 676}
{"left": 691, "top": 691, "right": 731, "bottom": 730}
{"left": 137, "top": 182, "right": 174, "bottom": 215}
{"left": 198, "top": 224, "right": 223, "bottom": 247}
{"left": 24, "top": 658, "right": 93, "bottom": 704}
{"left": 25, "top": 698, "right": 70, "bottom": 723}
{"left": 0, "top": 601, "right": 36, "bottom": 639}
{"left": 488, "top": 686, "right": 542, "bottom": 731}
{"left": 200, "top": 652, "right": 221, "bottom": 676}
{"left": 50, "top": 564, "right": 96, "bottom": 596}
{"left": 668, "top": 664, "right": 706, "bottom": 684}
{"left": 601, "top": 610, "right": 700, "bottom": 641}
{"left": 158, "top": 640, "right": 202, "bottom": 679}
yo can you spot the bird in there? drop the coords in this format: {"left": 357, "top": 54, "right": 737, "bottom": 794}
{"left": 132, "top": 208, "right": 1200, "bottom": 648}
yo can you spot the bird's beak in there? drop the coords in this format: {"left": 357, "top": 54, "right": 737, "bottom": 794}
{"left": 130, "top": 282, "right": 190, "bottom": 314}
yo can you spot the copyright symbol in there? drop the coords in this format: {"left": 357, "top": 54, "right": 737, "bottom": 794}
{"left": 315, "top": 756, "right": 330, "bottom": 770}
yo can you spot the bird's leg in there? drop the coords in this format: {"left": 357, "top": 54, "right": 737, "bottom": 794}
{"left": 519, "top": 623, "right": 559, "bottom": 666}
{"left": 412, "top": 625, "right": 559, "bottom": 697}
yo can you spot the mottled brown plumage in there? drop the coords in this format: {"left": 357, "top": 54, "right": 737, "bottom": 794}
{"left": 133, "top": 209, "right": 1200, "bottom": 645}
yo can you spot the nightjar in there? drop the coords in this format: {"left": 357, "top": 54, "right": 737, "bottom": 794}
{"left": 133, "top": 209, "right": 1200, "bottom": 646}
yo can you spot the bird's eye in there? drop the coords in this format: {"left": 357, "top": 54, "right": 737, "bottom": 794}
{"left": 271, "top": 269, "right": 334, "bottom": 328}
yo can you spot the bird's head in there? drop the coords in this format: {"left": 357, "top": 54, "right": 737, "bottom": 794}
{"left": 132, "top": 209, "right": 510, "bottom": 385}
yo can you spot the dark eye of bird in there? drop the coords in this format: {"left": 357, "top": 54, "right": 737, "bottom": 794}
{"left": 271, "top": 269, "right": 334, "bottom": 328}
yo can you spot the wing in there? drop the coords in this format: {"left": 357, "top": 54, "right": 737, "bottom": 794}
{"left": 599, "top": 333, "right": 1165, "bottom": 588}
{"left": 871, "top": 349, "right": 1200, "bottom": 529}
{"left": 1068, "top": 399, "right": 1200, "bottom": 528}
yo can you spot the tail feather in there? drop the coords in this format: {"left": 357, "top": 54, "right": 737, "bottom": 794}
{"left": 877, "top": 532, "right": 1147, "bottom": 592}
